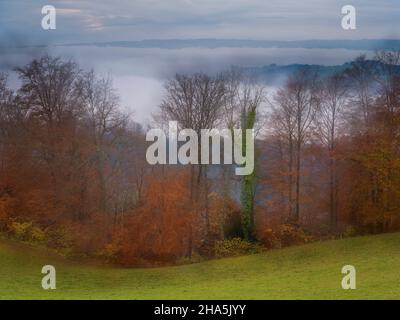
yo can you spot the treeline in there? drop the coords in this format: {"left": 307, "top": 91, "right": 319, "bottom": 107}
{"left": 0, "top": 56, "right": 150, "bottom": 261}
{"left": 260, "top": 52, "right": 400, "bottom": 237}
{"left": 0, "top": 52, "right": 399, "bottom": 265}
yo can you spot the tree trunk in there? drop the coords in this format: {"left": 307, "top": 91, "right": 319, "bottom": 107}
{"left": 294, "top": 138, "right": 301, "bottom": 223}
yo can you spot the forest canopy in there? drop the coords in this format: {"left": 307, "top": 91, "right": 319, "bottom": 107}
{"left": 0, "top": 51, "right": 399, "bottom": 265}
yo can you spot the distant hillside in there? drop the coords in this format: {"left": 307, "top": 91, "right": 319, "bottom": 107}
{"left": 63, "top": 39, "right": 400, "bottom": 51}
{"left": 243, "top": 59, "right": 400, "bottom": 85}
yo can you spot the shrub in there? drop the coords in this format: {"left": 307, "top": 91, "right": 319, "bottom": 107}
{"left": 213, "top": 238, "right": 263, "bottom": 258}
{"left": 8, "top": 221, "right": 33, "bottom": 240}
{"left": 342, "top": 226, "right": 358, "bottom": 237}
{"left": 45, "top": 226, "right": 75, "bottom": 254}
{"left": 99, "top": 242, "right": 123, "bottom": 263}
{"left": 8, "top": 221, "right": 46, "bottom": 242}
{"left": 278, "top": 223, "right": 313, "bottom": 247}
{"left": 259, "top": 224, "right": 313, "bottom": 249}
{"left": 259, "top": 228, "right": 281, "bottom": 249}
{"left": 0, "top": 195, "right": 15, "bottom": 231}
{"left": 30, "top": 226, "right": 46, "bottom": 242}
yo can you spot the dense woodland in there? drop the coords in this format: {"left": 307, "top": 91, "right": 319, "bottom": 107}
{"left": 0, "top": 51, "right": 399, "bottom": 265}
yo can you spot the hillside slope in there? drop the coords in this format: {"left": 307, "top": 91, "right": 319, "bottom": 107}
{"left": 0, "top": 233, "right": 399, "bottom": 299}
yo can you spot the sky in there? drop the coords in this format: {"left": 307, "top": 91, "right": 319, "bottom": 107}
{"left": 0, "top": 0, "right": 399, "bottom": 124}
{"left": 0, "top": 0, "right": 399, "bottom": 46}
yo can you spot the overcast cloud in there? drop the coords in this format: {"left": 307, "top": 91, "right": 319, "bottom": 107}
{"left": 0, "top": 1, "right": 399, "bottom": 124}
{"left": 0, "top": 0, "right": 399, "bottom": 46}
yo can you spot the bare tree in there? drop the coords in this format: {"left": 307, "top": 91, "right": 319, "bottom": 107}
{"left": 222, "top": 69, "right": 266, "bottom": 239}
{"left": 345, "top": 55, "right": 375, "bottom": 131}
{"left": 315, "top": 72, "right": 348, "bottom": 230}
{"left": 0, "top": 73, "right": 15, "bottom": 173}
{"left": 15, "top": 55, "right": 82, "bottom": 217}
{"left": 272, "top": 70, "right": 319, "bottom": 223}
{"left": 160, "top": 73, "right": 225, "bottom": 183}
{"left": 372, "top": 50, "right": 400, "bottom": 231}
{"left": 272, "top": 87, "right": 296, "bottom": 219}
{"left": 0, "top": 73, "right": 15, "bottom": 138}
{"left": 79, "top": 70, "right": 128, "bottom": 214}
{"left": 158, "top": 72, "right": 226, "bottom": 252}
{"left": 374, "top": 50, "right": 400, "bottom": 134}
{"left": 16, "top": 55, "right": 81, "bottom": 125}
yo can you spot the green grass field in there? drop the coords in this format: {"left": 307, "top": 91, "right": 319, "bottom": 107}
{"left": 0, "top": 232, "right": 399, "bottom": 299}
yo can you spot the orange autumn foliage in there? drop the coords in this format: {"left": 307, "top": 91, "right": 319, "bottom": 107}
{"left": 107, "top": 170, "right": 201, "bottom": 266}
